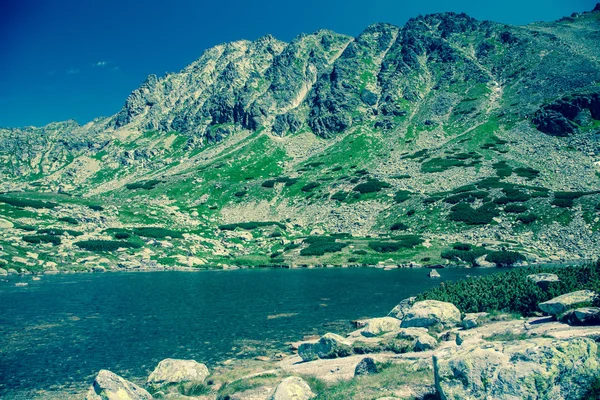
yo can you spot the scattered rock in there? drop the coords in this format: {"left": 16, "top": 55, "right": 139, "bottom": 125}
{"left": 270, "top": 376, "right": 315, "bottom": 400}
{"left": 462, "top": 312, "right": 489, "bottom": 330}
{"left": 395, "top": 327, "right": 430, "bottom": 341}
{"left": 147, "top": 358, "right": 209, "bottom": 386}
{"left": 354, "top": 357, "right": 378, "bottom": 376}
{"left": 361, "top": 317, "right": 401, "bottom": 337}
{"left": 434, "top": 338, "right": 600, "bottom": 399}
{"left": 388, "top": 297, "right": 416, "bottom": 320}
{"left": 538, "top": 290, "right": 597, "bottom": 316}
{"left": 527, "top": 273, "right": 559, "bottom": 290}
{"left": 428, "top": 270, "right": 441, "bottom": 278}
{"left": 298, "top": 333, "right": 351, "bottom": 361}
{"left": 414, "top": 334, "right": 438, "bottom": 351}
{"left": 86, "top": 369, "right": 152, "bottom": 400}
{"left": 401, "top": 300, "right": 461, "bottom": 329}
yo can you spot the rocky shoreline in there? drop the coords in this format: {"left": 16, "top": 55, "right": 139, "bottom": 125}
{"left": 75, "top": 273, "right": 600, "bottom": 400}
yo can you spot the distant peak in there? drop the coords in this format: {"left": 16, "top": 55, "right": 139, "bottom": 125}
{"left": 594, "top": 3, "right": 600, "bottom": 12}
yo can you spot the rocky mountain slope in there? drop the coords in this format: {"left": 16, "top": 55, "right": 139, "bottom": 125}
{"left": 1, "top": 5, "right": 600, "bottom": 272}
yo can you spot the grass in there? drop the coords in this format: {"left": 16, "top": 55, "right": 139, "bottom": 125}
{"left": 483, "top": 332, "right": 529, "bottom": 342}
{"left": 300, "top": 237, "right": 348, "bottom": 256}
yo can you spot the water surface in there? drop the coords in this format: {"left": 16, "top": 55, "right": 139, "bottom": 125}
{"left": 0, "top": 267, "right": 501, "bottom": 398}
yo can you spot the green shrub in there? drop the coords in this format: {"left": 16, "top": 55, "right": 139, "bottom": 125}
{"left": 75, "top": 240, "right": 141, "bottom": 251}
{"left": 390, "top": 222, "right": 408, "bottom": 231}
{"left": 441, "top": 247, "right": 488, "bottom": 266}
{"left": 234, "top": 190, "right": 247, "bottom": 197}
{"left": 219, "top": 221, "right": 285, "bottom": 231}
{"left": 494, "top": 188, "right": 531, "bottom": 204}
{"left": 14, "top": 223, "right": 36, "bottom": 231}
{"left": 132, "top": 227, "right": 183, "bottom": 238}
{"left": 331, "top": 191, "right": 348, "bottom": 201}
{"left": 391, "top": 174, "right": 411, "bottom": 179}
{"left": 58, "top": 216, "right": 78, "bottom": 225}
{"left": 353, "top": 250, "right": 368, "bottom": 255}
{"left": 114, "top": 232, "right": 131, "bottom": 239}
{"left": 452, "top": 185, "right": 477, "bottom": 193}
{"left": 23, "top": 235, "right": 61, "bottom": 246}
{"left": 0, "top": 196, "right": 58, "bottom": 209}
{"left": 551, "top": 198, "right": 574, "bottom": 208}
{"left": 301, "top": 182, "right": 320, "bottom": 192}
{"left": 517, "top": 213, "right": 538, "bottom": 224}
{"left": 514, "top": 167, "right": 540, "bottom": 179}
{"left": 369, "top": 235, "right": 423, "bottom": 252}
{"left": 300, "top": 237, "right": 348, "bottom": 256}
{"left": 394, "top": 190, "right": 412, "bottom": 203}
{"left": 125, "top": 179, "right": 163, "bottom": 190}
{"left": 353, "top": 179, "right": 391, "bottom": 194}
{"left": 421, "top": 158, "right": 466, "bottom": 173}
{"left": 88, "top": 205, "right": 104, "bottom": 211}
{"left": 492, "top": 161, "right": 512, "bottom": 178}
{"left": 486, "top": 251, "right": 525, "bottom": 266}
{"left": 453, "top": 243, "right": 472, "bottom": 251}
{"left": 504, "top": 204, "right": 528, "bottom": 213}
{"left": 448, "top": 202, "right": 499, "bottom": 225}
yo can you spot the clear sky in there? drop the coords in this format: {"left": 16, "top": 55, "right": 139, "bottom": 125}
{"left": 1, "top": 0, "right": 597, "bottom": 128}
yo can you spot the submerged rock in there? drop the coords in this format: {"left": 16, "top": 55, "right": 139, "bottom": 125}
{"left": 270, "top": 376, "right": 315, "bottom": 400}
{"left": 148, "top": 358, "right": 209, "bottom": 386}
{"left": 428, "top": 270, "right": 441, "bottom": 278}
{"left": 538, "top": 290, "right": 597, "bottom": 316}
{"left": 86, "top": 369, "right": 152, "bottom": 400}
{"left": 434, "top": 338, "right": 600, "bottom": 399}
{"left": 401, "top": 300, "right": 461, "bottom": 329}
{"left": 298, "top": 333, "right": 352, "bottom": 361}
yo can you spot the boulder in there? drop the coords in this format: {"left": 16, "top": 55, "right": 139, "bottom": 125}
{"left": 354, "top": 357, "right": 379, "bottom": 376}
{"left": 86, "top": 369, "right": 152, "bottom": 400}
{"left": 527, "top": 273, "right": 559, "bottom": 290}
{"left": 474, "top": 255, "right": 495, "bottom": 268}
{"left": 388, "top": 297, "right": 416, "bottom": 320}
{"left": 395, "top": 327, "right": 429, "bottom": 341}
{"left": 462, "top": 312, "right": 489, "bottom": 330}
{"left": 538, "top": 290, "right": 597, "bottom": 316}
{"left": 434, "top": 338, "right": 600, "bottom": 399}
{"left": 298, "top": 333, "right": 351, "bottom": 361}
{"left": 560, "top": 307, "right": 600, "bottom": 326}
{"left": 428, "top": 270, "right": 441, "bottom": 278}
{"left": 0, "top": 268, "right": 7, "bottom": 276}
{"left": 414, "top": 334, "right": 438, "bottom": 352}
{"left": 361, "top": 317, "right": 401, "bottom": 337}
{"left": 147, "top": 359, "right": 209, "bottom": 386}
{"left": 270, "top": 376, "right": 315, "bottom": 400}
{"left": 401, "top": 300, "right": 461, "bottom": 329}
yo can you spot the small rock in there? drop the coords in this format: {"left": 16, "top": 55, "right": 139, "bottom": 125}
{"left": 354, "top": 357, "right": 379, "bottom": 376}
{"left": 428, "top": 270, "right": 441, "bottom": 278}
{"left": 415, "top": 334, "right": 438, "bottom": 351}
{"left": 86, "top": 369, "right": 152, "bottom": 400}
{"left": 147, "top": 358, "right": 209, "bottom": 386}
{"left": 270, "top": 376, "right": 315, "bottom": 400}
{"left": 361, "top": 317, "right": 401, "bottom": 337}
{"left": 298, "top": 333, "right": 351, "bottom": 361}
{"left": 462, "top": 312, "right": 489, "bottom": 330}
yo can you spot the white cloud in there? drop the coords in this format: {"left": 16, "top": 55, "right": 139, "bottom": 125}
{"left": 66, "top": 68, "right": 80, "bottom": 74}
{"left": 94, "top": 61, "right": 108, "bottom": 67}
{"left": 111, "top": 66, "right": 120, "bottom": 72}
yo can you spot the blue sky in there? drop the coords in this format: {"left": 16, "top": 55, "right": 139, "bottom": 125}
{"left": 0, "top": 0, "right": 597, "bottom": 128}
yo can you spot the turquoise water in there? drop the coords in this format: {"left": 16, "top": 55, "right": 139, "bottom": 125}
{"left": 0, "top": 267, "right": 500, "bottom": 398}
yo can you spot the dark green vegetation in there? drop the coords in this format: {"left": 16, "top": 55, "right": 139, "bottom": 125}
{"left": 22, "top": 235, "right": 61, "bottom": 246}
{"left": 74, "top": 240, "right": 142, "bottom": 252}
{"left": 0, "top": 195, "right": 58, "bottom": 209}
{"left": 300, "top": 236, "right": 348, "bottom": 256}
{"left": 368, "top": 235, "right": 423, "bottom": 253}
{"left": 417, "top": 260, "right": 600, "bottom": 315}
{"left": 126, "top": 180, "right": 163, "bottom": 190}
{"left": 219, "top": 222, "right": 285, "bottom": 231}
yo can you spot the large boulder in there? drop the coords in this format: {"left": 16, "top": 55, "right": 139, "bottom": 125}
{"left": 560, "top": 307, "right": 600, "bottom": 326}
{"left": 434, "top": 338, "right": 600, "bottom": 399}
{"left": 400, "top": 300, "right": 461, "bottom": 329}
{"left": 414, "top": 334, "right": 438, "bottom": 352}
{"left": 298, "top": 333, "right": 351, "bottom": 361}
{"left": 147, "top": 358, "right": 209, "bottom": 386}
{"left": 538, "top": 290, "right": 597, "bottom": 316}
{"left": 395, "top": 327, "right": 429, "bottom": 341}
{"left": 86, "top": 369, "right": 152, "bottom": 400}
{"left": 527, "top": 273, "right": 559, "bottom": 290}
{"left": 388, "top": 297, "right": 416, "bottom": 320}
{"left": 354, "top": 357, "right": 379, "bottom": 377}
{"left": 270, "top": 376, "right": 315, "bottom": 400}
{"left": 361, "top": 317, "right": 401, "bottom": 337}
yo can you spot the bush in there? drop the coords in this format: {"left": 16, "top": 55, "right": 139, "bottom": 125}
{"left": 514, "top": 167, "right": 540, "bottom": 179}
{"left": 219, "top": 221, "right": 285, "bottom": 231}
{"left": 494, "top": 188, "right": 530, "bottom": 204}
{"left": 448, "top": 202, "right": 499, "bottom": 225}
{"left": 88, "top": 205, "right": 104, "bottom": 211}
{"left": 74, "top": 240, "right": 141, "bottom": 251}
{"left": 486, "top": 251, "right": 525, "bottom": 266}
{"left": 14, "top": 223, "right": 36, "bottom": 231}
{"left": 441, "top": 247, "right": 488, "bottom": 266}
{"left": 331, "top": 191, "right": 348, "bottom": 201}
{"left": 125, "top": 179, "right": 163, "bottom": 190}
{"left": 0, "top": 195, "right": 58, "bottom": 209}
{"left": 58, "top": 216, "right": 78, "bottom": 225}
{"left": 23, "top": 235, "right": 61, "bottom": 246}
{"left": 551, "top": 198, "right": 574, "bottom": 208}
{"left": 353, "top": 179, "right": 391, "bottom": 194}
{"left": 114, "top": 232, "right": 131, "bottom": 239}
{"left": 453, "top": 243, "right": 472, "bottom": 251}
{"left": 132, "top": 227, "right": 183, "bottom": 238}
{"left": 369, "top": 235, "right": 423, "bottom": 252}
{"left": 492, "top": 161, "right": 512, "bottom": 178}
{"left": 234, "top": 190, "right": 247, "bottom": 197}
{"left": 517, "top": 213, "right": 538, "bottom": 224}
{"left": 394, "top": 190, "right": 412, "bottom": 203}
{"left": 504, "top": 204, "right": 528, "bottom": 213}
{"left": 390, "top": 222, "right": 408, "bottom": 231}
{"left": 417, "top": 260, "right": 600, "bottom": 315}
{"left": 300, "top": 237, "right": 348, "bottom": 256}
{"left": 444, "top": 191, "right": 488, "bottom": 204}
{"left": 421, "top": 158, "right": 465, "bottom": 173}
{"left": 301, "top": 182, "right": 320, "bottom": 192}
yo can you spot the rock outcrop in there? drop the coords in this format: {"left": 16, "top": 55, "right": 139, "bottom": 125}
{"left": 538, "top": 290, "right": 597, "bottom": 316}
{"left": 361, "top": 317, "right": 402, "bottom": 337}
{"left": 147, "top": 358, "right": 210, "bottom": 386}
{"left": 298, "top": 333, "right": 352, "bottom": 361}
{"left": 86, "top": 369, "right": 152, "bottom": 400}
{"left": 388, "top": 297, "right": 416, "bottom": 320}
{"left": 401, "top": 300, "right": 461, "bottom": 329}
{"left": 434, "top": 338, "right": 600, "bottom": 400}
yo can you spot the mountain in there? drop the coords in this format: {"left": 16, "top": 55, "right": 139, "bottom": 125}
{"left": 1, "top": 5, "right": 600, "bottom": 272}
